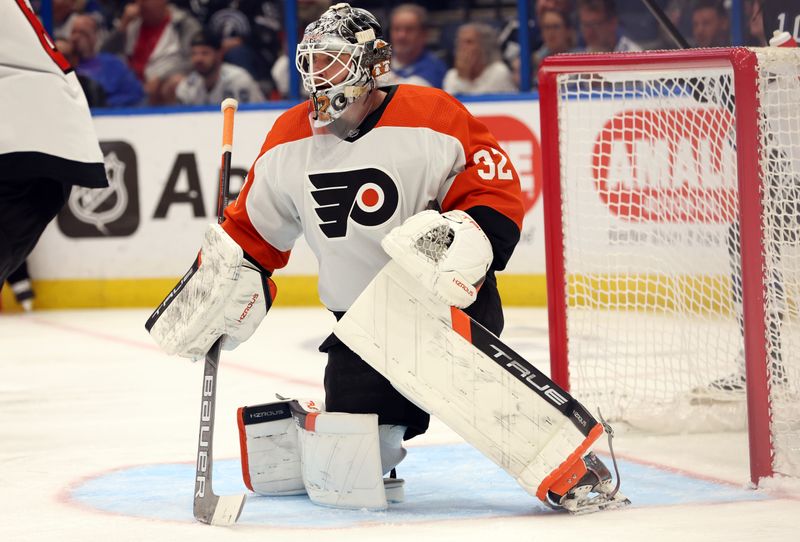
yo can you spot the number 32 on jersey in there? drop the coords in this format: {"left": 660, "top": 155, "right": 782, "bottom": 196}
{"left": 474, "top": 148, "right": 514, "bottom": 181}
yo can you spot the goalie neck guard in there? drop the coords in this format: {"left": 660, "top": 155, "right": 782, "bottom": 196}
{"left": 295, "top": 3, "right": 392, "bottom": 136}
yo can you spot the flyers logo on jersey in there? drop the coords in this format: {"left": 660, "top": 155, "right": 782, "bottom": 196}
{"left": 309, "top": 168, "right": 399, "bottom": 238}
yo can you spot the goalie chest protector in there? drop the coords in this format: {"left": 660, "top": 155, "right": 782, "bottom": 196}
{"left": 222, "top": 84, "right": 523, "bottom": 312}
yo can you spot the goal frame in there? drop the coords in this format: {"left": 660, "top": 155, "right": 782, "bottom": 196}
{"left": 538, "top": 48, "right": 773, "bottom": 484}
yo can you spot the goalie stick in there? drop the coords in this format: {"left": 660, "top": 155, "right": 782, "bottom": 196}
{"left": 192, "top": 98, "right": 246, "bottom": 526}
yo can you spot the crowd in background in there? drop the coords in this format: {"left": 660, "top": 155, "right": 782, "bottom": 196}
{"left": 34, "top": 0, "right": 768, "bottom": 107}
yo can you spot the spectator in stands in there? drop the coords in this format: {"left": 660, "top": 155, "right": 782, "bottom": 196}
{"left": 388, "top": 4, "right": 446, "bottom": 88}
{"left": 55, "top": 37, "right": 108, "bottom": 107}
{"left": 537, "top": 0, "right": 575, "bottom": 19}
{"left": 666, "top": 0, "right": 694, "bottom": 46}
{"left": 576, "top": 0, "right": 642, "bottom": 53}
{"left": 511, "top": 8, "right": 576, "bottom": 89}
{"left": 104, "top": 0, "right": 201, "bottom": 105}
{"left": 53, "top": 0, "right": 81, "bottom": 41}
{"left": 443, "top": 23, "right": 517, "bottom": 95}
{"left": 615, "top": 0, "right": 669, "bottom": 49}
{"left": 175, "top": 30, "right": 264, "bottom": 105}
{"left": 691, "top": 0, "right": 730, "bottom": 48}
{"left": 272, "top": 0, "right": 331, "bottom": 98}
{"left": 498, "top": 0, "right": 575, "bottom": 87}
{"left": 70, "top": 14, "right": 144, "bottom": 107}
{"left": 746, "top": 0, "right": 766, "bottom": 46}
{"left": 532, "top": 9, "right": 575, "bottom": 80}
{"left": 498, "top": 18, "right": 539, "bottom": 76}
{"left": 204, "top": 1, "right": 283, "bottom": 98}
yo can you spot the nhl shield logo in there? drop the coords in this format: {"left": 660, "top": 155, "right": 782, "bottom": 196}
{"left": 58, "top": 141, "right": 140, "bottom": 237}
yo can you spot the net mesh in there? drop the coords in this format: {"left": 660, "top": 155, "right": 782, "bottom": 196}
{"left": 414, "top": 224, "right": 454, "bottom": 263}
{"left": 756, "top": 48, "right": 800, "bottom": 477}
{"left": 552, "top": 48, "right": 800, "bottom": 476}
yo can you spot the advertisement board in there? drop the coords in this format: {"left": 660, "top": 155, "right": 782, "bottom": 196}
{"left": 17, "top": 99, "right": 546, "bottom": 308}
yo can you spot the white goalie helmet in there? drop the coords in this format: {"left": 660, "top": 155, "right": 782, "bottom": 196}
{"left": 295, "top": 3, "right": 392, "bottom": 129}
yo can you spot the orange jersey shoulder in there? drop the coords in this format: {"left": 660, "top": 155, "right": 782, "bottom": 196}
{"left": 380, "top": 85, "right": 524, "bottom": 231}
{"left": 377, "top": 85, "right": 471, "bottom": 133}
{"left": 221, "top": 102, "right": 312, "bottom": 272}
{"left": 259, "top": 101, "right": 313, "bottom": 156}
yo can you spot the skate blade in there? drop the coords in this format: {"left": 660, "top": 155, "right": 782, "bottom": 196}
{"left": 564, "top": 492, "right": 631, "bottom": 516}
{"left": 384, "top": 477, "right": 405, "bottom": 503}
{"left": 689, "top": 382, "right": 794, "bottom": 405}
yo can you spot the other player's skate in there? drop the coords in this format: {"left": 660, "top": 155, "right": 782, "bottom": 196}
{"left": 690, "top": 372, "right": 747, "bottom": 404}
{"left": 690, "top": 349, "right": 789, "bottom": 405}
{"left": 545, "top": 452, "right": 630, "bottom": 515}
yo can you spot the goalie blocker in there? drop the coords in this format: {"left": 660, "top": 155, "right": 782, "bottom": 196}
{"left": 145, "top": 224, "right": 276, "bottom": 360}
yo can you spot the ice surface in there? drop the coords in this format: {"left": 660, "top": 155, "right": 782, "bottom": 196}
{"left": 1, "top": 308, "right": 798, "bottom": 542}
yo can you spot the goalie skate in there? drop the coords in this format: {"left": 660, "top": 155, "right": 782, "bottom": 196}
{"left": 546, "top": 452, "right": 630, "bottom": 515}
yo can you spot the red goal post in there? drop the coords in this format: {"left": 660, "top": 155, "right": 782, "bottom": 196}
{"left": 539, "top": 48, "right": 800, "bottom": 485}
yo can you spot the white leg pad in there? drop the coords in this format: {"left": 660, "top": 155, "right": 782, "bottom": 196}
{"left": 334, "top": 261, "right": 604, "bottom": 501}
{"left": 237, "top": 400, "right": 320, "bottom": 496}
{"left": 294, "top": 411, "right": 388, "bottom": 510}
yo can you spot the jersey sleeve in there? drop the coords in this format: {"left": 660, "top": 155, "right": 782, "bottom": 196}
{"left": 438, "top": 99, "right": 524, "bottom": 271}
{"left": 221, "top": 170, "right": 289, "bottom": 273}
{"left": 222, "top": 140, "right": 302, "bottom": 272}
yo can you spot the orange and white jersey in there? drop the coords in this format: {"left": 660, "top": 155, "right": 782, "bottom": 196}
{"left": 0, "top": 0, "right": 105, "bottom": 187}
{"left": 224, "top": 85, "right": 524, "bottom": 311}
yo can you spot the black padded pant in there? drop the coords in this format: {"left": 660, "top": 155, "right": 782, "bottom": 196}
{"left": 321, "top": 272, "right": 504, "bottom": 441}
{"left": 0, "top": 179, "right": 70, "bottom": 284}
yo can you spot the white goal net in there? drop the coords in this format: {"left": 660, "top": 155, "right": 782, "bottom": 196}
{"left": 540, "top": 47, "right": 800, "bottom": 481}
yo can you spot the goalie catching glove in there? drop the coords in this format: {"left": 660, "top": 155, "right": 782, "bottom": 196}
{"left": 145, "top": 224, "right": 276, "bottom": 360}
{"left": 381, "top": 209, "right": 492, "bottom": 308}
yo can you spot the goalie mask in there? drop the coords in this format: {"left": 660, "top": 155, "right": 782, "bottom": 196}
{"left": 295, "top": 3, "right": 392, "bottom": 137}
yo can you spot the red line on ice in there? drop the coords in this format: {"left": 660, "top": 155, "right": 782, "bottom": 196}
{"left": 28, "top": 316, "right": 322, "bottom": 389}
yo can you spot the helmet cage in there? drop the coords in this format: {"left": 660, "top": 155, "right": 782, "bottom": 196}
{"left": 296, "top": 39, "right": 374, "bottom": 124}
{"left": 295, "top": 4, "right": 391, "bottom": 125}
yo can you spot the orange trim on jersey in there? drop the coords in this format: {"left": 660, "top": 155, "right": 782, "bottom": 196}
{"left": 450, "top": 307, "right": 472, "bottom": 343}
{"left": 221, "top": 213, "right": 290, "bottom": 271}
{"left": 222, "top": 167, "right": 291, "bottom": 271}
{"left": 535, "top": 423, "right": 605, "bottom": 501}
{"left": 261, "top": 102, "right": 313, "bottom": 154}
{"left": 220, "top": 103, "right": 313, "bottom": 271}
{"left": 305, "top": 412, "right": 319, "bottom": 432}
{"left": 236, "top": 407, "right": 254, "bottom": 492}
{"left": 266, "top": 277, "right": 278, "bottom": 304}
{"left": 376, "top": 86, "right": 524, "bottom": 229}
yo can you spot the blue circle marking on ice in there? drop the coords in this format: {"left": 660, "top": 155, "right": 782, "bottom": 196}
{"left": 68, "top": 444, "right": 768, "bottom": 527}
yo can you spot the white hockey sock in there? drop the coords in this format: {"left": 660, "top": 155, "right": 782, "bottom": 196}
{"left": 378, "top": 424, "right": 407, "bottom": 474}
